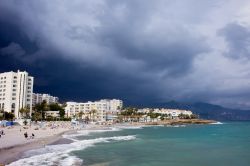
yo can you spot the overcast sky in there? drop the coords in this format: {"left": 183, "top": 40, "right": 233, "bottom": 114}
{"left": 0, "top": 0, "right": 250, "bottom": 109}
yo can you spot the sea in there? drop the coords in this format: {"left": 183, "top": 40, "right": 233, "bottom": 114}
{"left": 8, "top": 122, "right": 250, "bottom": 166}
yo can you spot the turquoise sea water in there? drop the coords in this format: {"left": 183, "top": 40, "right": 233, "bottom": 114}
{"left": 73, "top": 122, "right": 250, "bottom": 166}
{"left": 8, "top": 122, "right": 250, "bottom": 166}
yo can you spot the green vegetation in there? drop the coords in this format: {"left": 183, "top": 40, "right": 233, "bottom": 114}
{"left": 0, "top": 110, "right": 15, "bottom": 120}
{"left": 59, "top": 109, "right": 65, "bottom": 118}
{"left": 119, "top": 107, "right": 199, "bottom": 122}
{"left": 178, "top": 113, "right": 199, "bottom": 119}
{"left": 32, "top": 100, "right": 66, "bottom": 121}
{"left": 19, "top": 107, "right": 30, "bottom": 118}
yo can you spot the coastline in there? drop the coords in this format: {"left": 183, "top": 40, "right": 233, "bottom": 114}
{"left": 131, "top": 119, "right": 217, "bottom": 126}
{"left": 0, "top": 119, "right": 216, "bottom": 165}
{"left": 0, "top": 129, "right": 76, "bottom": 165}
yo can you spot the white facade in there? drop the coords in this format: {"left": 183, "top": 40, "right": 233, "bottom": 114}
{"left": 32, "top": 93, "right": 59, "bottom": 106}
{"left": 0, "top": 70, "right": 34, "bottom": 118}
{"left": 45, "top": 111, "right": 60, "bottom": 118}
{"left": 65, "top": 99, "right": 123, "bottom": 121}
{"left": 138, "top": 108, "right": 193, "bottom": 117}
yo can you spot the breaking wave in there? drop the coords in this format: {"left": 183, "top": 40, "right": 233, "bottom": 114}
{"left": 8, "top": 130, "right": 136, "bottom": 166}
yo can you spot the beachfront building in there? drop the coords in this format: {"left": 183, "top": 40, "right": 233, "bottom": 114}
{"left": 32, "top": 93, "right": 59, "bottom": 106}
{"left": 0, "top": 70, "right": 34, "bottom": 118}
{"left": 65, "top": 99, "right": 123, "bottom": 121}
{"left": 138, "top": 108, "right": 193, "bottom": 118}
{"left": 45, "top": 111, "right": 60, "bottom": 118}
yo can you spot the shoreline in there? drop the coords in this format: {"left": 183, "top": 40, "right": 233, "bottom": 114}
{"left": 0, "top": 129, "right": 76, "bottom": 165}
{"left": 0, "top": 119, "right": 216, "bottom": 165}
{"left": 0, "top": 129, "right": 76, "bottom": 166}
{"left": 130, "top": 119, "right": 217, "bottom": 126}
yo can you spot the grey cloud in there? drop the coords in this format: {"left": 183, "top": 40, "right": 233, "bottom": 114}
{"left": 0, "top": 42, "right": 25, "bottom": 58}
{"left": 218, "top": 23, "right": 250, "bottom": 59}
{"left": 1, "top": 0, "right": 250, "bottom": 109}
{"left": 0, "top": 0, "right": 210, "bottom": 77}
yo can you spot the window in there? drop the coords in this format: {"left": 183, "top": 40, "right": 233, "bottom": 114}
{"left": 12, "top": 93, "right": 16, "bottom": 96}
{"left": 13, "top": 80, "right": 17, "bottom": 83}
{"left": 28, "top": 87, "right": 31, "bottom": 89}
{"left": 12, "top": 97, "right": 16, "bottom": 100}
{"left": 14, "top": 76, "right": 17, "bottom": 79}
{"left": 13, "top": 85, "right": 16, "bottom": 87}
{"left": 13, "top": 89, "right": 16, "bottom": 91}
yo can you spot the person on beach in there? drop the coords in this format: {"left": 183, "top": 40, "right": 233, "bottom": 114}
{"left": 24, "top": 132, "right": 28, "bottom": 139}
{"left": 0, "top": 130, "right": 4, "bottom": 135}
{"left": 31, "top": 133, "right": 35, "bottom": 139}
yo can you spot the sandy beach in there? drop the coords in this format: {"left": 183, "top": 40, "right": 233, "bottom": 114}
{"left": 0, "top": 121, "right": 77, "bottom": 165}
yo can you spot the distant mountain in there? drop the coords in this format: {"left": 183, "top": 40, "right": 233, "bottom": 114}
{"left": 141, "top": 101, "right": 250, "bottom": 121}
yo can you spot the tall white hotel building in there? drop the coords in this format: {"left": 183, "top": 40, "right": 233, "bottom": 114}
{"left": 0, "top": 70, "right": 34, "bottom": 118}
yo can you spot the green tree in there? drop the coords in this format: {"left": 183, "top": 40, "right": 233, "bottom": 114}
{"left": 190, "top": 114, "right": 198, "bottom": 119}
{"left": 0, "top": 109, "right": 4, "bottom": 120}
{"left": 78, "top": 111, "right": 84, "bottom": 120}
{"left": 90, "top": 109, "right": 97, "bottom": 121}
{"left": 0, "top": 111, "right": 14, "bottom": 120}
{"left": 19, "top": 107, "right": 30, "bottom": 118}
{"left": 34, "top": 100, "right": 49, "bottom": 120}
{"left": 31, "top": 112, "right": 42, "bottom": 122}
{"left": 59, "top": 109, "right": 65, "bottom": 118}
{"left": 49, "top": 103, "right": 63, "bottom": 111}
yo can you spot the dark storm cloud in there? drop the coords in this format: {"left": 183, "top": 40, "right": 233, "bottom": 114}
{"left": 1, "top": 0, "right": 250, "bottom": 108}
{"left": 0, "top": 42, "right": 25, "bottom": 58}
{"left": 218, "top": 23, "right": 250, "bottom": 59}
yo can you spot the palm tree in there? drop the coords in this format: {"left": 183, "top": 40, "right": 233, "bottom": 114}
{"left": 91, "top": 109, "right": 97, "bottom": 121}
{"left": 78, "top": 111, "right": 84, "bottom": 120}
{"left": 19, "top": 107, "right": 30, "bottom": 118}
{"left": 32, "top": 111, "right": 42, "bottom": 122}
{"left": 0, "top": 109, "right": 4, "bottom": 120}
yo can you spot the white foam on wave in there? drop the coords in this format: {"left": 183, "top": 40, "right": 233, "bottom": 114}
{"left": 62, "top": 125, "right": 142, "bottom": 141}
{"left": 143, "top": 125, "right": 165, "bottom": 127}
{"left": 211, "top": 122, "right": 223, "bottom": 125}
{"left": 8, "top": 135, "right": 136, "bottom": 166}
{"left": 114, "top": 125, "right": 144, "bottom": 130}
{"left": 63, "top": 127, "right": 122, "bottom": 140}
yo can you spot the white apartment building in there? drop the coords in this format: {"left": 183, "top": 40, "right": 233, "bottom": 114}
{"left": 138, "top": 108, "right": 193, "bottom": 118}
{"left": 65, "top": 99, "right": 123, "bottom": 121}
{"left": 0, "top": 70, "right": 34, "bottom": 118}
{"left": 32, "top": 93, "right": 59, "bottom": 106}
